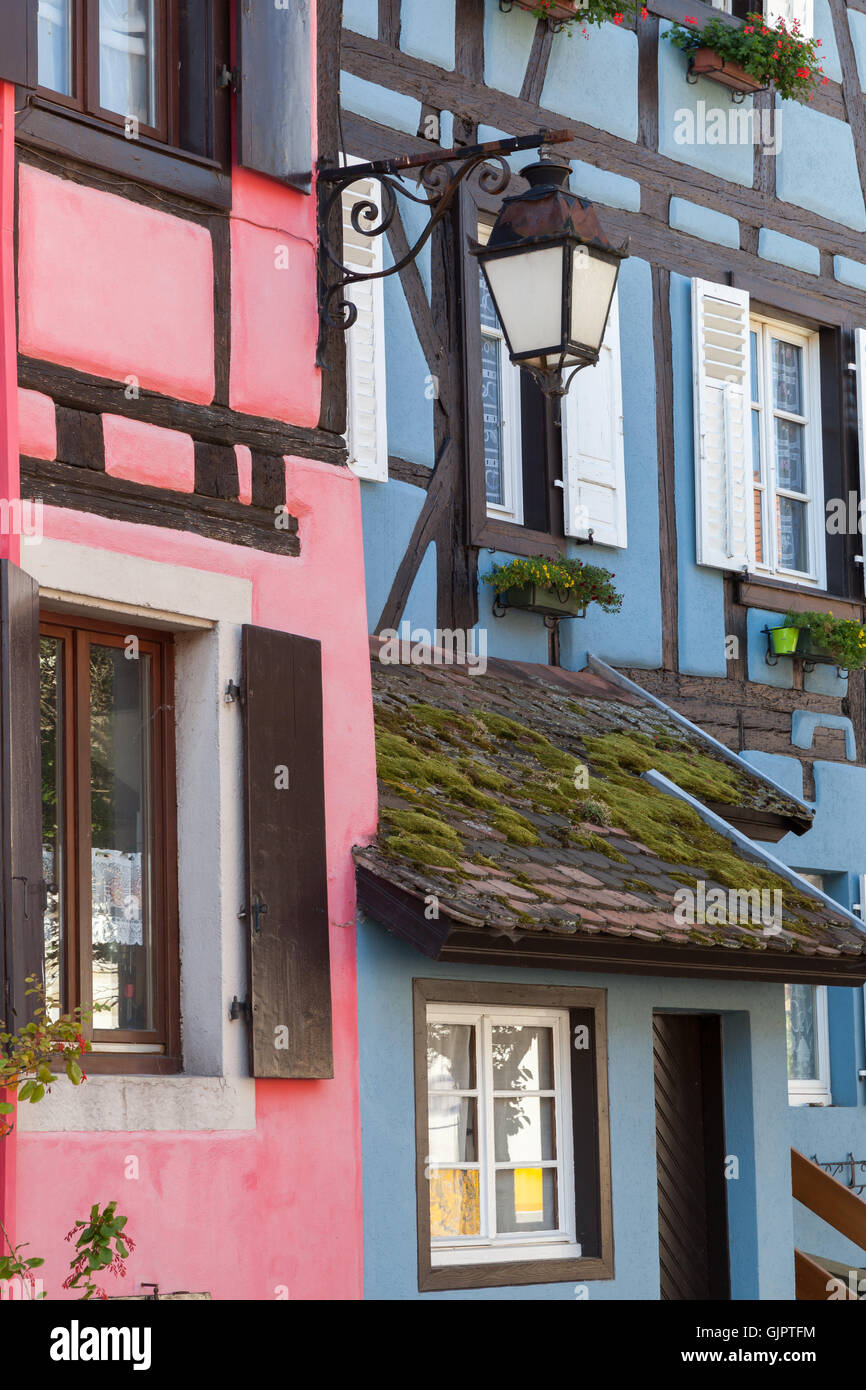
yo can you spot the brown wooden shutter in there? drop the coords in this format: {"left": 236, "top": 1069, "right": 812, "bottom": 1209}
{"left": 0, "top": 0, "right": 36, "bottom": 87}
{"left": 236, "top": 0, "right": 312, "bottom": 193}
{"left": 0, "top": 560, "right": 44, "bottom": 1031}
{"left": 241, "top": 625, "right": 332, "bottom": 1078}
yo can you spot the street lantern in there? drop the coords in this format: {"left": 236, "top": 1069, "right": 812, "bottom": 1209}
{"left": 471, "top": 149, "right": 628, "bottom": 402}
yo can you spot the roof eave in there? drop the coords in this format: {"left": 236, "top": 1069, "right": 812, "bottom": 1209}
{"left": 355, "top": 864, "right": 866, "bottom": 988}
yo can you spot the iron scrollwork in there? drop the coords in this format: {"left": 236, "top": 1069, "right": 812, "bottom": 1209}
{"left": 315, "top": 129, "right": 572, "bottom": 364}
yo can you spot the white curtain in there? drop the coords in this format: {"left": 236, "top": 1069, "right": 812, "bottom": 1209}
{"left": 99, "top": 0, "right": 153, "bottom": 123}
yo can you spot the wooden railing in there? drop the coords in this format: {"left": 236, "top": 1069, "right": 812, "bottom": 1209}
{"left": 792, "top": 1148, "right": 866, "bottom": 1300}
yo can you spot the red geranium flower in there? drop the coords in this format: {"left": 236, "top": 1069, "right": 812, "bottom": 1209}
{"left": 613, "top": 11, "right": 624, "bottom": 21}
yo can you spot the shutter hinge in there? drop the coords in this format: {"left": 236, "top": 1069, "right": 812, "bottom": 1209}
{"left": 217, "top": 65, "right": 239, "bottom": 93}
{"left": 224, "top": 680, "right": 244, "bottom": 705}
{"left": 229, "top": 996, "right": 251, "bottom": 1022}
{"left": 238, "top": 895, "right": 269, "bottom": 934}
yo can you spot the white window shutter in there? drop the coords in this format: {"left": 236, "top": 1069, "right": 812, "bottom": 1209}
{"left": 854, "top": 328, "right": 866, "bottom": 594}
{"left": 691, "top": 278, "right": 754, "bottom": 572}
{"left": 766, "top": 0, "right": 812, "bottom": 38}
{"left": 561, "top": 291, "right": 627, "bottom": 548}
{"left": 342, "top": 170, "right": 388, "bottom": 482}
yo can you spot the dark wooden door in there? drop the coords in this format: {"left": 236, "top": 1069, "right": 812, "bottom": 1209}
{"left": 653, "top": 1013, "right": 730, "bottom": 1301}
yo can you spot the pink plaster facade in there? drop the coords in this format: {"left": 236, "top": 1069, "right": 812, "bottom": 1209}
{"left": 18, "top": 166, "right": 216, "bottom": 404}
{"left": 17, "top": 389, "right": 56, "bottom": 461}
{"left": 103, "top": 415, "right": 195, "bottom": 492}
{"left": 5, "top": 7, "right": 372, "bottom": 1301}
{"left": 18, "top": 478, "right": 376, "bottom": 1301}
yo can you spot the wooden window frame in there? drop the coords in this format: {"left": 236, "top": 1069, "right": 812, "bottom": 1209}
{"left": 749, "top": 313, "right": 825, "bottom": 590}
{"left": 20, "top": 0, "right": 232, "bottom": 209}
{"left": 40, "top": 610, "right": 180, "bottom": 1076}
{"left": 413, "top": 979, "right": 613, "bottom": 1292}
{"left": 36, "top": 0, "right": 175, "bottom": 145}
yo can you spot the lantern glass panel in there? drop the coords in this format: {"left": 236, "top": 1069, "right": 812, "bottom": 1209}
{"left": 481, "top": 246, "right": 565, "bottom": 360}
{"left": 569, "top": 251, "right": 619, "bottom": 357}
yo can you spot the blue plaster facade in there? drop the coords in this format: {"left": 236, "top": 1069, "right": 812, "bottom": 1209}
{"left": 345, "top": 0, "right": 866, "bottom": 1300}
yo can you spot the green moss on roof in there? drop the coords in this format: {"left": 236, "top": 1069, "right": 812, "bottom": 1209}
{"left": 360, "top": 659, "right": 858, "bottom": 958}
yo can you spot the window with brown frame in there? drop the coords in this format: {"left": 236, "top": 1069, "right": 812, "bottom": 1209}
{"left": 40, "top": 612, "right": 180, "bottom": 1074}
{"left": 413, "top": 979, "right": 613, "bottom": 1292}
{"left": 37, "top": 0, "right": 175, "bottom": 143}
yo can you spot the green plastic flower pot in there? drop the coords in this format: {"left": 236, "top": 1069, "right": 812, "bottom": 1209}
{"left": 770, "top": 626, "right": 799, "bottom": 656}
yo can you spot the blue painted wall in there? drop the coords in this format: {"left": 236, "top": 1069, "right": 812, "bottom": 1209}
{"left": 345, "top": 1, "right": 866, "bottom": 1296}
{"left": 357, "top": 916, "right": 795, "bottom": 1301}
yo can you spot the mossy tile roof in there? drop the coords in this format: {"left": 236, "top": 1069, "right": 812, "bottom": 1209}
{"left": 354, "top": 648, "right": 866, "bottom": 980}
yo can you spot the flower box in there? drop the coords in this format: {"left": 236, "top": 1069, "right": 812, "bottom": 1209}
{"left": 799, "top": 634, "right": 845, "bottom": 669}
{"left": 689, "top": 46, "right": 766, "bottom": 95}
{"left": 503, "top": 584, "right": 587, "bottom": 619}
{"left": 512, "top": 0, "right": 580, "bottom": 19}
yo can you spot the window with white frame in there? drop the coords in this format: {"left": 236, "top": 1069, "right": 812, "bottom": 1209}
{"left": 749, "top": 316, "right": 824, "bottom": 586}
{"left": 426, "top": 1003, "right": 581, "bottom": 1267}
{"left": 785, "top": 872, "right": 831, "bottom": 1105}
{"left": 710, "top": 0, "right": 812, "bottom": 32}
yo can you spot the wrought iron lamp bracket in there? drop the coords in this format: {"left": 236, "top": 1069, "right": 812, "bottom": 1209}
{"left": 316, "top": 129, "right": 572, "bottom": 359}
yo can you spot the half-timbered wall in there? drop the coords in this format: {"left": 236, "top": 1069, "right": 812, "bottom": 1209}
{"left": 6, "top": 1, "right": 372, "bottom": 1300}
{"left": 342, "top": 0, "right": 866, "bottom": 1289}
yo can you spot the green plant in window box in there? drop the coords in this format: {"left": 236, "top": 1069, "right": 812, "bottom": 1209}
{"left": 783, "top": 610, "right": 866, "bottom": 671}
{"left": 483, "top": 555, "right": 623, "bottom": 620}
{"left": 515, "top": 0, "right": 639, "bottom": 30}
{"left": 664, "top": 11, "right": 827, "bottom": 102}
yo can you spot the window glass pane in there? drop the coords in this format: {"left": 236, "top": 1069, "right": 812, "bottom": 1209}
{"left": 479, "top": 268, "right": 499, "bottom": 332}
{"left": 482, "top": 333, "right": 505, "bottom": 507}
{"left": 38, "top": 0, "right": 73, "bottom": 95}
{"left": 428, "top": 1096, "right": 477, "bottom": 1163}
{"left": 427, "top": 1022, "right": 475, "bottom": 1090}
{"left": 491, "top": 1024, "right": 553, "bottom": 1090}
{"left": 99, "top": 0, "right": 157, "bottom": 125}
{"left": 749, "top": 329, "right": 759, "bottom": 404}
{"left": 90, "top": 643, "right": 153, "bottom": 1031}
{"left": 495, "top": 1168, "right": 557, "bottom": 1233}
{"left": 774, "top": 418, "right": 806, "bottom": 493}
{"left": 786, "top": 984, "right": 818, "bottom": 1081}
{"left": 429, "top": 1169, "right": 480, "bottom": 1238}
{"left": 751, "top": 408, "right": 761, "bottom": 481}
{"left": 753, "top": 489, "right": 764, "bottom": 565}
{"left": 772, "top": 339, "right": 803, "bottom": 415}
{"left": 40, "top": 637, "right": 64, "bottom": 1021}
{"left": 777, "top": 496, "right": 809, "bottom": 572}
{"left": 494, "top": 1097, "right": 555, "bottom": 1162}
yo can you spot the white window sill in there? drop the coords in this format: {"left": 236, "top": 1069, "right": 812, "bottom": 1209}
{"left": 432, "top": 1239, "right": 582, "bottom": 1267}
{"left": 788, "top": 1091, "right": 832, "bottom": 1108}
{"left": 16, "top": 1075, "right": 255, "bottom": 1133}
